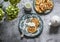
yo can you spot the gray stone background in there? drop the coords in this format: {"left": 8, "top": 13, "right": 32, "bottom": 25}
{"left": 0, "top": 0, "right": 60, "bottom": 42}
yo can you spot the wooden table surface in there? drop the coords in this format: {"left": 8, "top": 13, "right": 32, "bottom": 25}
{"left": 0, "top": 0, "right": 60, "bottom": 42}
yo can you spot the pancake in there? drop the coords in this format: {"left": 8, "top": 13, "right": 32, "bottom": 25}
{"left": 27, "top": 26, "right": 37, "bottom": 33}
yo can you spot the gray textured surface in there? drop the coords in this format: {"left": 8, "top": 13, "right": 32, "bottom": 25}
{"left": 0, "top": 0, "right": 60, "bottom": 42}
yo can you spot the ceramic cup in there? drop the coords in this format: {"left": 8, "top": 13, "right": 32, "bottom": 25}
{"left": 24, "top": 2, "right": 32, "bottom": 12}
{"left": 49, "top": 15, "right": 60, "bottom": 27}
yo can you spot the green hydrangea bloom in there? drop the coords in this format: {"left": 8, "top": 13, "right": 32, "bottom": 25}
{"left": 9, "top": 0, "right": 21, "bottom": 5}
{"left": 0, "top": 8, "right": 4, "bottom": 21}
{"left": 6, "top": 5, "right": 19, "bottom": 21}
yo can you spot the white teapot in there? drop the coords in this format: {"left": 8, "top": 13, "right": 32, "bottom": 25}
{"left": 49, "top": 15, "right": 60, "bottom": 27}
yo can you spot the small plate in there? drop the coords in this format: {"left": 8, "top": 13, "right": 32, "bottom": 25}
{"left": 18, "top": 13, "right": 43, "bottom": 37}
